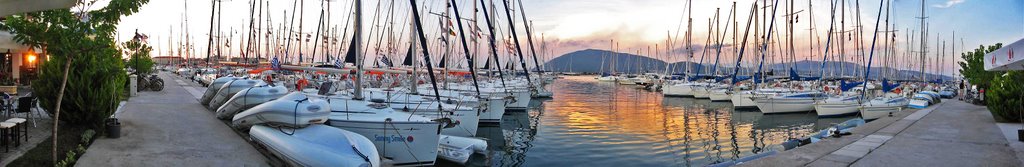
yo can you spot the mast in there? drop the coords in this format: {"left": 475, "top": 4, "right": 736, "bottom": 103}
{"left": 516, "top": 0, "right": 542, "bottom": 78}
{"left": 686, "top": 0, "right": 692, "bottom": 79}
{"left": 409, "top": 5, "right": 419, "bottom": 94}
{"left": 918, "top": 0, "right": 927, "bottom": 82}
{"left": 502, "top": 0, "right": 532, "bottom": 84}
{"left": 409, "top": 0, "right": 449, "bottom": 112}
{"left": 451, "top": 0, "right": 482, "bottom": 95}
{"left": 353, "top": 0, "right": 363, "bottom": 100}
{"left": 818, "top": 0, "right": 838, "bottom": 82}
{"left": 754, "top": 0, "right": 780, "bottom": 88}
{"left": 730, "top": 3, "right": 756, "bottom": 85}
{"left": 480, "top": 0, "right": 508, "bottom": 89}
{"left": 861, "top": 0, "right": 885, "bottom": 99}
{"left": 205, "top": 0, "right": 217, "bottom": 64}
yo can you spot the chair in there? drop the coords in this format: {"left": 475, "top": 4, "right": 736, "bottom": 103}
{"left": 0, "top": 122, "right": 14, "bottom": 152}
{"left": 5, "top": 118, "right": 25, "bottom": 143}
{"left": 15, "top": 96, "right": 42, "bottom": 127}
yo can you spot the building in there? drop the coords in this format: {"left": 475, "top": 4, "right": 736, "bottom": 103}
{"left": 0, "top": 31, "right": 41, "bottom": 85}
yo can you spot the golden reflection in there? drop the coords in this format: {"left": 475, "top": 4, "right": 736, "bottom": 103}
{"left": 540, "top": 76, "right": 826, "bottom": 164}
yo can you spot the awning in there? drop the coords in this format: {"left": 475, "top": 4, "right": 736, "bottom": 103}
{"left": 985, "top": 38, "right": 1024, "bottom": 71}
{"left": 0, "top": 0, "right": 77, "bottom": 17}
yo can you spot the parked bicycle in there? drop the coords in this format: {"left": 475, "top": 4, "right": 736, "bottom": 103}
{"left": 137, "top": 73, "right": 164, "bottom": 91}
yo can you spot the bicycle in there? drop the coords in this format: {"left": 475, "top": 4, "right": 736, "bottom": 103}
{"left": 136, "top": 73, "right": 164, "bottom": 91}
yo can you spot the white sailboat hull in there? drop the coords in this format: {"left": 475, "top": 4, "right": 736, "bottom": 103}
{"left": 709, "top": 90, "right": 732, "bottom": 101}
{"left": 731, "top": 92, "right": 758, "bottom": 108}
{"left": 814, "top": 99, "right": 860, "bottom": 117}
{"left": 479, "top": 98, "right": 506, "bottom": 123}
{"left": 327, "top": 115, "right": 441, "bottom": 167}
{"left": 755, "top": 98, "right": 817, "bottom": 114}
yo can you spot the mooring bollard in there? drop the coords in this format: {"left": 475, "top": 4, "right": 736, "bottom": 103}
{"left": 129, "top": 74, "right": 138, "bottom": 96}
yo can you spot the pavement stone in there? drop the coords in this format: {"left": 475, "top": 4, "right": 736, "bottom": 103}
{"left": 76, "top": 72, "right": 268, "bottom": 167}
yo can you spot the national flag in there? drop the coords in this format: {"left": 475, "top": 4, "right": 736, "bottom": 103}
{"left": 271, "top": 57, "right": 281, "bottom": 71}
{"left": 381, "top": 56, "right": 393, "bottom": 67}
{"left": 335, "top": 56, "right": 344, "bottom": 67}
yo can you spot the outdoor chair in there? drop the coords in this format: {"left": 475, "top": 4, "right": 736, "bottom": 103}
{"left": 0, "top": 122, "right": 14, "bottom": 152}
{"left": 4, "top": 118, "right": 26, "bottom": 143}
{"left": 15, "top": 96, "right": 43, "bottom": 127}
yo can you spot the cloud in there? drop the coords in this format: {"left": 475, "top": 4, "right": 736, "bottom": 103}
{"left": 933, "top": 0, "right": 966, "bottom": 8}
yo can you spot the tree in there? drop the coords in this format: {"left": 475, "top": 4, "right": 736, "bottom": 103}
{"left": 958, "top": 43, "right": 1004, "bottom": 89}
{"left": 0, "top": 0, "right": 149, "bottom": 163}
{"left": 987, "top": 71, "right": 1023, "bottom": 122}
{"left": 123, "top": 33, "right": 154, "bottom": 75}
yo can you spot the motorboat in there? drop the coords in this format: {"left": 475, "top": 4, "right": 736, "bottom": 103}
{"left": 249, "top": 124, "right": 380, "bottom": 167}
{"left": 216, "top": 84, "right": 289, "bottom": 119}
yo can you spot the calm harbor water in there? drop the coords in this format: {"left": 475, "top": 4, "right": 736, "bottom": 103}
{"left": 446, "top": 75, "right": 857, "bottom": 167}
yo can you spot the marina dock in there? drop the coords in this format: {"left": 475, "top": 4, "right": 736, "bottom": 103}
{"left": 76, "top": 72, "right": 268, "bottom": 166}
{"left": 740, "top": 100, "right": 1024, "bottom": 166}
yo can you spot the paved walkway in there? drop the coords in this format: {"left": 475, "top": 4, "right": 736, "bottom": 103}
{"left": 742, "top": 100, "right": 1022, "bottom": 167}
{"left": 76, "top": 72, "right": 268, "bottom": 166}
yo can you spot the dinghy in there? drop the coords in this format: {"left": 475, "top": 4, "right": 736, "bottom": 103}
{"left": 200, "top": 77, "right": 241, "bottom": 105}
{"left": 209, "top": 79, "right": 265, "bottom": 111}
{"left": 249, "top": 124, "right": 380, "bottom": 167}
{"left": 437, "top": 135, "right": 488, "bottom": 164}
{"left": 216, "top": 85, "right": 289, "bottom": 119}
{"left": 232, "top": 92, "right": 330, "bottom": 130}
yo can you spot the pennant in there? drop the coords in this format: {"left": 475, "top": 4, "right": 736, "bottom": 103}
{"left": 402, "top": 45, "right": 413, "bottom": 66}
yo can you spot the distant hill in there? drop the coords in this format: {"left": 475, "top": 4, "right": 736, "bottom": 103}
{"left": 544, "top": 49, "right": 953, "bottom": 81}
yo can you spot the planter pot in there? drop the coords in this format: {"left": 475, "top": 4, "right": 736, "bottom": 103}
{"left": 0, "top": 85, "right": 17, "bottom": 95}
{"left": 1018, "top": 129, "right": 1024, "bottom": 142}
{"left": 106, "top": 118, "right": 121, "bottom": 139}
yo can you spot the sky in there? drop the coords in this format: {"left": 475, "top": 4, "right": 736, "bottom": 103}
{"left": 106, "top": 0, "right": 1024, "bottom": 76}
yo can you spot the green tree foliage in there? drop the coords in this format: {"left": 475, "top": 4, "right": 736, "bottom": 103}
{"left": 987, "top": 71, "right": 1024, "bottom": 122}
{"left": 123, "top": 39, "right": 153, "bottom": 75}
{"left": 958, "top": 44, "right": 1004, "bottom": 89}
{"left": 0, "top": 0, "right": 149, "bottom": 128}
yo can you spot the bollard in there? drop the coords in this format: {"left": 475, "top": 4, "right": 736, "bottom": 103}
{"left": 129, "top": 74, "right": 138, "bottom": 96}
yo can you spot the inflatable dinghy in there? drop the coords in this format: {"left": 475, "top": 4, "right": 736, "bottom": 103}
{"left": 201, "top": 77, "right": 240, "bottom": 105}
{"left": 216, "top": 85, "right": 289, "bottom": 119}
{"left": 250, "top": 124, "right": 380, "bottom": 167}
{"left": 232, "top": 92, "right": 329, "bottom": 130}
{"left": 209, "top": 79, "right": 264, "bottom": 110}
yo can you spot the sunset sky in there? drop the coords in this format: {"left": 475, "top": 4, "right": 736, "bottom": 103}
{"left": 108, "top": 0, "right": 1023, "bottom": 75}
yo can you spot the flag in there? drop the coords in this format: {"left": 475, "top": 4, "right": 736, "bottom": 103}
{"left": 381, "top": 56, "right": 393, "bottom": 67}
{"left": 271, "top": 57, "right": 281, "bottom": 71}
{"left": 334, "top": 56, "right": 343, "bottom": 68}
{"left": 447, "top": 18, "right": 456, "bottom": 36}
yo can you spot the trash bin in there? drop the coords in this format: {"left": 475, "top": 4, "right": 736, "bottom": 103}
{"left": 106, "top": 118, "right": 121, "bottom": 138}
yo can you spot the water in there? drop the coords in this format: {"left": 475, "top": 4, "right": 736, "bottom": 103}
{"left": 445, "top": 76, "right": 857, "bottom": 167}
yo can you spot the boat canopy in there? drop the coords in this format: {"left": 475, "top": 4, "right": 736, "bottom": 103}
{"left": 882, "top": 78, "right": 901, "bottom": 93}
{"left": 839, "top": 80, "right": 863, "bottom": 92}
{"left": 788, "top": 68, "right": 821, "bottom": 81}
